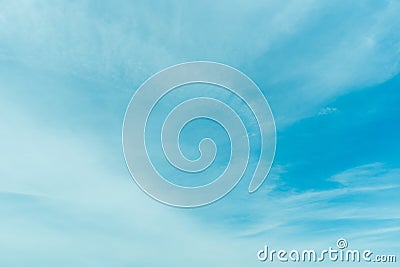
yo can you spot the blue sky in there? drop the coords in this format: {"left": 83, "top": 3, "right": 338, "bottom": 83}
{"left": 0, "top": 1, "right": 399, "bottom": 266}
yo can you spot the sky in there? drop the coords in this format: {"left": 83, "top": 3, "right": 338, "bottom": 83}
{"left": 0, "top": 0, "right": 399, "bottom": 266}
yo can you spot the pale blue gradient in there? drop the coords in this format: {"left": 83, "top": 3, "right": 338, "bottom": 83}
{"left": 0, "top": 1, "right": 399, "bottom": 266}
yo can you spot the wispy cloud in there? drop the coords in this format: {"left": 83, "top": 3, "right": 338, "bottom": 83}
{"left": 1, "top": 0, "right": 398, "bottom": 122}
{"left": 238, "top": 163, "right": 400, "bottom": 251}
{"left": 1, "top": 1, "right": 399, "bottom": 266}
{"left": 0, "top": 90, "right": 254, "bottom": 266}
{"left": 318, "top": 106, "right": 337, "bottom": 116}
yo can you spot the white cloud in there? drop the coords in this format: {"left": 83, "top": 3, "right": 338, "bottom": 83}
{"left": 1, "top": 1, "right": 399, "bottom": 128}
{"left": 329, "top": 162, "right": 400, "bottom": 187}
{"left": 1, "top": 1, "right": 399, "bottom": 265}
{"left": 318, "top": 106, "right": 337, "bottom": 115}
{"left": 234, "top": 162, "right": 400, "bottom": 254}
{"left": 0, "top": 77, "right": 254, "bottom": 266}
